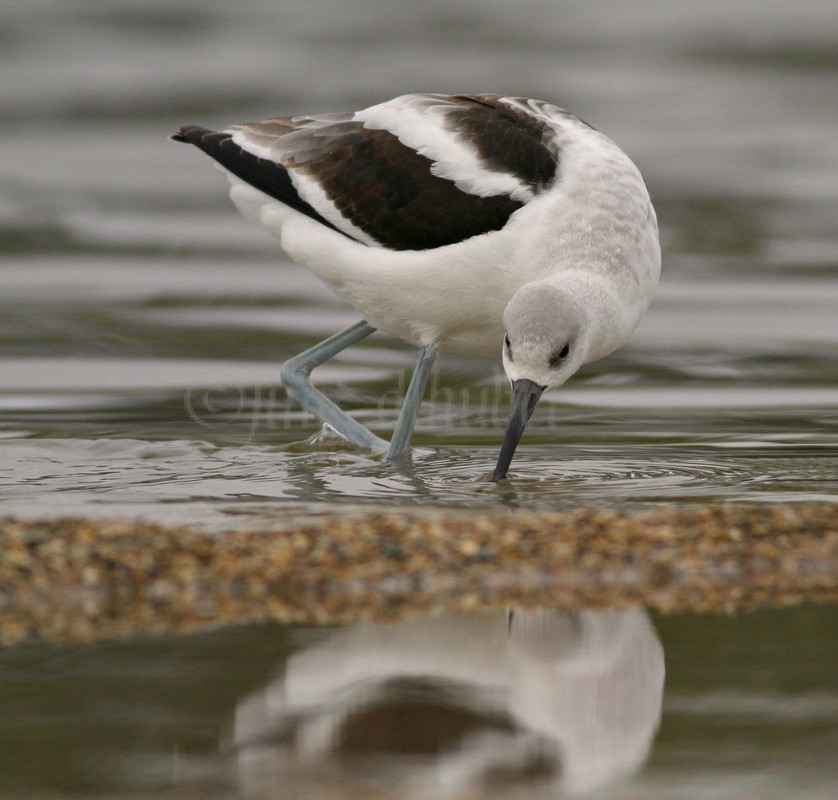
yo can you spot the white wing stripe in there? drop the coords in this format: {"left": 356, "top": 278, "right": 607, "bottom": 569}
{"left": 228, "top": 128, "right": 274, "bottom": 160}
{"left": 355, "top": 95, "right": 535, "bottom": 203}
{"left": 287, "top": 170, "right": 382, "bottom": 247}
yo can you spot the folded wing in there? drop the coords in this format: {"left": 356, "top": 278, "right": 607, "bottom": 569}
{"left": 172, "top": 94, "right": 562, "bottom": 251}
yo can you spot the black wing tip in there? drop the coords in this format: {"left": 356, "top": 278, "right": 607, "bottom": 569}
{"left": 168, "top": 122, "right": 350, "bottom": 239}
{"left": 169, "top": 125, "right": 215, "bottom": 144}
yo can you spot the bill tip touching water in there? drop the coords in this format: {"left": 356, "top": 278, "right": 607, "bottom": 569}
{"left": 172, "top": 93, "right": 660, "bottom": 479}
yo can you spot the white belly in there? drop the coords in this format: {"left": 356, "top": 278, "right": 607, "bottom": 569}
{"left": 250, "top": 185, "right": 548, "bottom": 356}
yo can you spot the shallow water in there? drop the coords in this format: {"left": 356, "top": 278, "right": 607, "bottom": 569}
{"left": 1, "top": 604, "right": 836, "bottom": 799}
{"left": 2, "top": 1, "right": 838, "bottom": 524}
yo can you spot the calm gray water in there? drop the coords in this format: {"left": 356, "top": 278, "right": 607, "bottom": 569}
{"left": 1, "top": 0, "right": 837, "bottom": 526}
{"left": 1, "top": 605, "right": 836, "bottom": 800}
{"left": 1, "top": 3, "right": 837, "bottom": 798}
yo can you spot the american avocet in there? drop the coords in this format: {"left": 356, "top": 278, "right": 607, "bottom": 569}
{"left": 172, "top": 93, "right": 659, "bottom": 480}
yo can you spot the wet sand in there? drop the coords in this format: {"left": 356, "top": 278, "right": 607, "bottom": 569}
{"left": 2, "top": 502, "right": 836, "bottom": 645}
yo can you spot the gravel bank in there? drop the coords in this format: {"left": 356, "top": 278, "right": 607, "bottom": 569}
{"left": 1, "top": 503, "right": 836, "bottom": 645}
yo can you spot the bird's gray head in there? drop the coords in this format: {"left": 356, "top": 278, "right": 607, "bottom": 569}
{"left": 501, "top": 282, "right": 587, "bottom": 388}
{"left": 493, "top": 282, "right": 588, "bottom": 481}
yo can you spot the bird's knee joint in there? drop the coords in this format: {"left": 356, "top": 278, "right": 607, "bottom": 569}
{"left": 280, "top": 358, "right": 312, "bottom": 392}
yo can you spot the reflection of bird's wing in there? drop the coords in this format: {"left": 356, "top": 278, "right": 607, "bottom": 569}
{"left": 233, "top": 613, "right": 513, "bottom": 765}
{"left": 281, "top": 612, "right": 511, "bottom": 708}
{"left": 173, "top": 93, "right": 564, "bottom": 251}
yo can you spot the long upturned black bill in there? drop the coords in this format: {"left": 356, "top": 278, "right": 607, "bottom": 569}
{"left": 491, "top": 378, "right": 546, "bottom": 481}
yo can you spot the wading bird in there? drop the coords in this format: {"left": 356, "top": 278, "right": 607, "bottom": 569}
{"left": 172, "top": 93, "right": 659, "bottom": 480}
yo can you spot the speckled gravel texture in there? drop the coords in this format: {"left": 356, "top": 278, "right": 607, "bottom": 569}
{"left": 1, "top": 503, "right": 836, "bottom": 645}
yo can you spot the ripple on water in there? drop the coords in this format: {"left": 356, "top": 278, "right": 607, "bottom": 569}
{"left": 1, "top": 434, "right": 836, "bottom": 527}
{"left": 406, "top": 446, "right": 838, "bottom": 508}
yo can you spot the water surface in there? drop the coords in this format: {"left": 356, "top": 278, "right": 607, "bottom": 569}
{"left": 1, "top": 7, "right": 837, "bottom": 799}
{"left": 2, "top": 1, "right": 838, "bottom": 524}
{"left": 0, "top": 604, "right": 835, "bottom": 799}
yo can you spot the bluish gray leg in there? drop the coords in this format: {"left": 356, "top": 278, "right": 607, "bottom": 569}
{"left": 384, "top": 345, "right": 437, "bottom": 461}
{"left": 280, "top": 320, "right": 388, "bottom": 451}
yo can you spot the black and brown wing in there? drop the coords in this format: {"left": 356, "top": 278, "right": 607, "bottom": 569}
{"left": 172, "top": 93, "right": 562, "bottom": 251}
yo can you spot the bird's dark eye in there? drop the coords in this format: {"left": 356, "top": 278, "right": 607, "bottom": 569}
{"left": 504, "top": 334, "right": 513, "bottom": 360}
{"left": 549, "top": 342, "right": 570, "bottom": 368}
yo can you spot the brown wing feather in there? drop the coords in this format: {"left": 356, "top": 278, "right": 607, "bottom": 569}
{"left": 175, "top": 93, "right": 566, "bottom": 251}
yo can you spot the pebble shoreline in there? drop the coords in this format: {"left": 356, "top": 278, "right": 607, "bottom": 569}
{"left": 1, "top": 502, "right": 836, "bottom": 645}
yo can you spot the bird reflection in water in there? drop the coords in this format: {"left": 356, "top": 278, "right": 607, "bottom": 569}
{"left": 234, "top": 607, "right": 664, "bottom": 797}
